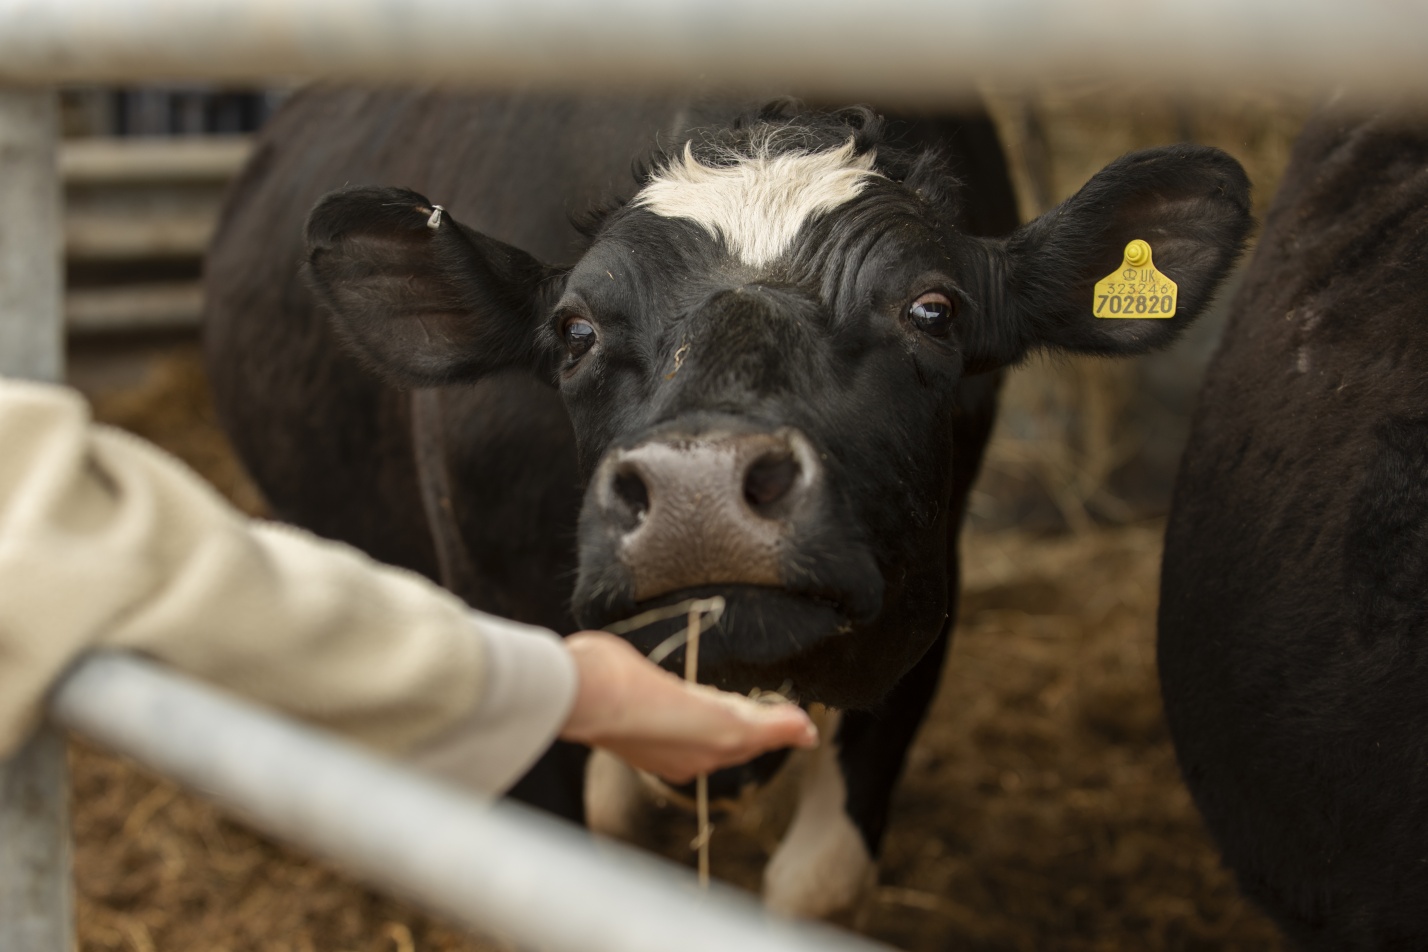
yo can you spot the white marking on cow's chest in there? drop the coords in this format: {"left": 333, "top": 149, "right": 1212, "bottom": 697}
{"left": 635, "top": 138, "right": 879, "bottom": 269}
{"left": 586, "top": 706, "right": 874, "bottom": 921}
{"left": 763, "top": 709, "right": 876, "bottom": 919}
{"left": 585, "top": 748, "right": 648, "bottom": 841}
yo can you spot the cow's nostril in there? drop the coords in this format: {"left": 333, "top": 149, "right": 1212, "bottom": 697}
{"left": 743, "top": 452, "right": 800, "bottom": 512}
{"left": 612, "top": 468, "right": 650, "bottom": 524}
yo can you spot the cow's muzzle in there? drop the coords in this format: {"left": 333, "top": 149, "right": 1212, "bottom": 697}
{"left": 573, "top": 425, "right": 886, "bottom": 701}
{"left": 590, "top": 427, "right": 819, "bottom": 601}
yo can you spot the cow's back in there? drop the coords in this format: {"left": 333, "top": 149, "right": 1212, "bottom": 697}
{"left": 1158, "top": 109, "right": 1428, "bottom": 949}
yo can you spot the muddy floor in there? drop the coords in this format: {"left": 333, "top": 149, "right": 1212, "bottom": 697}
{"left": 61, "top": 344, "right": 1287, "bottom": 952}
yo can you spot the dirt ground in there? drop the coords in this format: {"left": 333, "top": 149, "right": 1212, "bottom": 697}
{"left": 62, "top": 345, "right": 1288, "bottom": 952}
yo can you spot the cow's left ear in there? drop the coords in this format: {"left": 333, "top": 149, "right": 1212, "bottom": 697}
{"left": 305, "top": 185, "right": 559, "bottom": 387}
{"left": 962, "top": 145, "right": 1251, "bottom": 369}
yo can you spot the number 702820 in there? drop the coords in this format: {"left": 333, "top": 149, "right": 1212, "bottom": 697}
{"left": 1094, "top": 292, "right": 1176, "bottom": 317}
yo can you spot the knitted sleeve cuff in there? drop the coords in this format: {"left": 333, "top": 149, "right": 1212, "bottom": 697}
{"left": 404, "top": 612, "right": 577, "bottom": 795}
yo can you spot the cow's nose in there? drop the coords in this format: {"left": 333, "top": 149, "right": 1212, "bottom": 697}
{"left": 742, "top": 450, "right": 801, "bottom": 511}
{"left": 593, "top": 428, "right": 821, "bottom": 602}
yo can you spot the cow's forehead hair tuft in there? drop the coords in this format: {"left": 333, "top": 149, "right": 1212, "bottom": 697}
{"left": 633, "top": 135, "right": 881, "bottom": 269}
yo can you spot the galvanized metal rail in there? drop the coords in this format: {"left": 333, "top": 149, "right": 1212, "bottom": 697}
{"left": 50, "top": 653, "right": 888, "bottom": 952}
{"left": 0, "top": 0, "right": 1426, "bottom": 97}
{"left": 0, "top": 86, "right": 71, "bottom": 952}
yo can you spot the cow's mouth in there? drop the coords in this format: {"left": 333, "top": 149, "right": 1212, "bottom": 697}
{"left": 600, "top": 584, "right": 855, "bottom": 699}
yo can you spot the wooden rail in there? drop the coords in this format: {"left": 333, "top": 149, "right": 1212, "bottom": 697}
{"left": 60, "top": 134, "right": 251, "bottom": 333}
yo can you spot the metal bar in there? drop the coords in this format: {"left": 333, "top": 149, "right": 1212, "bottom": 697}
{"left": 51, "top": 653, "right": 890, "bottom": 952}
{"left": 0, "top": 0, "right": 1426, "bottom": 97}
{"left": 0, "top": 85, "right": 71, "bottom": 952}
{"left": 0, "top": 731, "right": 73, "bottom": 952}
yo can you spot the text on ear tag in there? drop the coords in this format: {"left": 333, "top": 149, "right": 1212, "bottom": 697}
{"left": 1093, "top": 239, "right": 1177, "bottom": 318}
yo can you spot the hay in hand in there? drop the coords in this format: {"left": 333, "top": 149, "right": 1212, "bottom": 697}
{"left": 604, "top": 595, "right": 726, "bottom": 888}
{"left": 683, "top": 603, "right": 714, "bottom": 888}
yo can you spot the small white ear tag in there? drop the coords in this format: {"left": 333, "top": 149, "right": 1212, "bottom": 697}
{"left": 1093, "top": 239, "right": 1177, "bottom": 318}
{"left": 426, "top": 204, "right": 445, "bottom": 230}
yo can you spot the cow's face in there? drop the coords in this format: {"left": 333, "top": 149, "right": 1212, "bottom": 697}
{"left": 306, "top": 108, "right": 1251, "bottom": 708}
{"left": 554, "top": 130, "right": 990, "bottom": 704}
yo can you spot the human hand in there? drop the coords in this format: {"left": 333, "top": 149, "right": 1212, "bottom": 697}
{"left": 558, "top": 631, "right": 818, "bottom": 783}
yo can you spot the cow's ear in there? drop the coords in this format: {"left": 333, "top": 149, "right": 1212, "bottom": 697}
{"left": 305, "top": 186, "right": 558, "bottom": 387}
{"left": 962, "top": 145, "right": 1251, "bottom": 369}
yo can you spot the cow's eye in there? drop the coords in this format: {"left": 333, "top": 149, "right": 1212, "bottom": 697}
{"left": 908, "top": 292, "right": 957, "bottom": 337}
{"left": 563, "top": 317, "right": 598, "bottom": 358}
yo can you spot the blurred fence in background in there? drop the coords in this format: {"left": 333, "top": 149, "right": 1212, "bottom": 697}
{"left": 57, "top": 87, "right": 271, "bottom": 336}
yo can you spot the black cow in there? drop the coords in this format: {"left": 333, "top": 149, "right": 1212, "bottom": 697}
{"left": 205, "top": 86, "right": 1249, "bottom": 917}
{"left": 1159, "top": 108, "right": 1428, "bottom": 950}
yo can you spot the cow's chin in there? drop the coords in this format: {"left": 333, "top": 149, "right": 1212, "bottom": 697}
{"left": 600, "top": 584, "right": 887, "bottom": 708}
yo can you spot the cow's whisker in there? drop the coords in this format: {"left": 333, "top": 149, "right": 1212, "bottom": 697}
{"left": 602, "top": 595, "right": 725, "bottom": 886}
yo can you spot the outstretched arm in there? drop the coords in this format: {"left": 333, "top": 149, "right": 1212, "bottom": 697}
{"left": 0, "top": 377, "right": 814, "bottom": 794}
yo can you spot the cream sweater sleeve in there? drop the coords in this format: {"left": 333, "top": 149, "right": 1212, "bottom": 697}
{"left": 0, "top": 378, "right": 574, "bottom": 793}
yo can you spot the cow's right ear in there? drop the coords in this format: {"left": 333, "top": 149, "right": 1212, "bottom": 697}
{"left": 305, "top": 186, "right": 558, "bottom": 387}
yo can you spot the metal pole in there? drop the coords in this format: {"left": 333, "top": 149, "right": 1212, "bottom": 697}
{"left": 0, "top": 732, "right": 72, "bottom": 952}
{"left": 52, "top": 653, "right": 890, "bottom": 952}
{"left": 0, "top": 0, "right": 1426, "bottom": 96}
{"left": 0, "top": 86, "right": 71, "bottom": 952}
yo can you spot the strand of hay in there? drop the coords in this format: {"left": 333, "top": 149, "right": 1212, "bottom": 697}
{"left": 684, "top": 604, "right": 713, "bottom": 888}
{"left": 603, "top": 595, "right": 726, "bottom": 888}
{"left": 603, "top": 597, "right": 725, "bottom": 658}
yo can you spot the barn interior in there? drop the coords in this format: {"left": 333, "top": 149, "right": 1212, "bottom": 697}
{"left": 60, "top": 83, "right": 1307, "bottom": 952}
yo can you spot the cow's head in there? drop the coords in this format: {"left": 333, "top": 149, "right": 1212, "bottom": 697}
{"left": 306, "top": 106, "right": 1250, "bottom": 709}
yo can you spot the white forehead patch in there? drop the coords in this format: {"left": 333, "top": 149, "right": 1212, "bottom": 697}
{"left": 634, "top": 137, "right": 880, "bottom": 269}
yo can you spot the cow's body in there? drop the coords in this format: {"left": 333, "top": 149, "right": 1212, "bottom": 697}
{"left": 207, "top": 86, "right": 1248, "bottom": 917}
{"left": 1159, "top": 108, "right": 1428, "bottom": 950}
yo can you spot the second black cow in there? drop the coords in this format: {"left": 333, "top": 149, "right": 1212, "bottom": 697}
{"left": 1160, "top": 107, "right": 1428, "bottom": 950}
{"left": 205, "top": 87, "right": 1249, "bottom": 916}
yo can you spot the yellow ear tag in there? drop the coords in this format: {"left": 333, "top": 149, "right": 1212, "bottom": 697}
{"left": 1093, "top": 239, "right": 1177, "bottom": 319}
